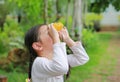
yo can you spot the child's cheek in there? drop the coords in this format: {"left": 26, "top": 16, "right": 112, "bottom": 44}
{"left": 45, "top": 36, "right": 53, "bottom": 45}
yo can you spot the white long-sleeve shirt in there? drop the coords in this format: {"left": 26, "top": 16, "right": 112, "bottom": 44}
{"left": 32, "top": 42, "right": 89, "bottom": 82}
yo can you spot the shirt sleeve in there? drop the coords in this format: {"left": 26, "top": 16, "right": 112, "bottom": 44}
{"left": 32, "top": 42, "right": 69, "bottom": 78}
{"left": 67, "top": 42, "right": 89, "bottom": 67}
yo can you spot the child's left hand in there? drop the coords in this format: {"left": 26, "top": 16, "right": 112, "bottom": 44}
{"left": 58, "top": 27, "right": 76, "bottom": 47}
{"left": 58, "top": 27, "right": 70, "bottom": 42}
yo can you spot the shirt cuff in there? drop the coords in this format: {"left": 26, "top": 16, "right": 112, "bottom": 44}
{"left": 69, "top": 41, "right": 82, "bottom": 50}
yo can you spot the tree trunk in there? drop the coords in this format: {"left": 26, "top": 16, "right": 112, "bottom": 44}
{"left": 72, "top": 0, "right": 82, "bottom": 40}
{"left": 0, "top": 19, "right": 5, "bottom": 31}
{"left": 82, "top": 0, "right": 88, "bottom": 28}
{"left": 43, "top": 0, "right": 48, "bottom": 24}
{"left": 55, "top": 0, "right": 61, "bottom": 22}
{"left": 65, "top": 0, "right": 71, "bottom": 28}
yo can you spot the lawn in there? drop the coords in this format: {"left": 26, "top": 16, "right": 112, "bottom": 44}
{"left": 66, "top": 32, "right": 113, "bottom": 82}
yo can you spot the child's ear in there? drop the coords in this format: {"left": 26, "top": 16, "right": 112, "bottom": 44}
{"left": 32, "top": 42, "right": 43, "bottom": 51}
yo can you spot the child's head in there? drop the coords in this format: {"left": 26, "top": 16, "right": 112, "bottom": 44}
{"left": 25, "top": 24, "right": 54, "bottom": 57}
{"left": 24, "top": 24, "right": 54, "bottom": 79}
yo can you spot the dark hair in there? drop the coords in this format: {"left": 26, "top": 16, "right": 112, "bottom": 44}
{"left": 24, "top": 24, "right": 45, "bottom": 79}
{"left": 24, "top": 24, "right": 70, "bottom": 80}
{"left": 66, "top": 65, "right": 71, "bottom": 80}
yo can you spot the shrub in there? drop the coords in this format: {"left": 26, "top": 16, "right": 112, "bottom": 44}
{"left": 84, "top": 13, "right": 102, "bottom": 31}
{"left": 0, "top": 17, "right": 24, "bottom": 55}
{"left": 82, "top": 28, "right": 100, "bottom": 53}
{"left": 85, "top": 13, "right": 102, "bottom": 26}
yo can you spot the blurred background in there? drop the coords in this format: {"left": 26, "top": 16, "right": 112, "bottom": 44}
{"left": 0, "top": 0, "right": 120, "bottom": 82}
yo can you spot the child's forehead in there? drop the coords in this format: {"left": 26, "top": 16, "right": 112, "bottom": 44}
{"left": 39, "top": 25, "right": 48, "bottom": 32}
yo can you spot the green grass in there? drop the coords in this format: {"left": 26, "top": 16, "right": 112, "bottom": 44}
{"left": 66, "top": 32, "right": 113, "bottom": 82}
{"left": 0, "top": 70, "right": 27, "bottom": 82}
{"left": 0, "top": 32, "right": 115, "bottom": 82}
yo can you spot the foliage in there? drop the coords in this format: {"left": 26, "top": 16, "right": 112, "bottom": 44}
{"left": 0, "top": 31, "right": 9, "bottom": 53}
{"left": 8, "top": 0, "right": 62, "bottom": 25}
{"left": 0, "top": 70, "right": 27, "bottom": 82}
{"left": 82, "top": 28, "right": 99, "bottom": 52}
{"left": 0, "top": 16, "right": 24, "bottom": 54}
{"left": 84, "top": 13, "right": 102, "bottom": 31}
{"left": 87, "top": 0, "right": 120, "bottom": 13}
{"left": 0, "top": 0, "right": 12, "bottom": 31}
{"left": 85, "top": 13, "right": 102, "bottom": 26}
{"left": 8, "top": 0, "right": 43, "bottom": 24}
{"left": 0, "top": 2, "right": 9, "bottom": 19}
{"left": 7, "top": 0, "right": 74, "bottom": 25}
{"left": 9, "top": 37, "right": 24, "bottom": 49}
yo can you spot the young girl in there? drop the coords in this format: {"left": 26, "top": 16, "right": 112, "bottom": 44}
{"left": 25, "top": 24, "right": 89, "bottom": 82}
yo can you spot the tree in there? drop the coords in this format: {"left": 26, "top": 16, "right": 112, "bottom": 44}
{"left": 65, "top": 0, "right": 71, "bottom": 28}
{"left": 72, "top": 0, "right": 82, "bottom": 40}
{"left": 43, "top": 0, "right": 48, "bottom": 24}
{"left": 9, "top": 0, "right": 45, "bottom": 25}
{"left": 55, "top": 0, "right": 61, "bottom": 22}
{"left": 0, "top": 0, "right": 11, "bottom": 31}
{"left": 88, "top": 0, "right": 120, "bottom": 13}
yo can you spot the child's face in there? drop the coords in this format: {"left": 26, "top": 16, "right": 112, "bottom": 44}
{"left": 38, "top": 25, "right": 54, "bottom": 53}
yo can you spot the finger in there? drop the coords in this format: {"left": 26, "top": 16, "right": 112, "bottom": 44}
{"left": 50, "top": 23, "right": 55, "bottom": 29}
{"left": 50, "top": 24, "right": 53, "bottom": 28}
{"left": 47, "top": 24, "right": 50, "bottom": 29}
{"left": 58, "top": 32, "right": 63, "bottom": 40}
{"left": 61, "top": 28, "right": 65, "bottom": 31}
{"left": 49, "top": 24, "right": 55, "bottom": 31}
{"left": 62, "top": 34, "right": 65, "bottom": 40}
{"left": 51, "top": 23, "right": 58, "bottom": 32}
{"left": 63, "top": 26, "right": 66, "bottom": 29}
{"left": 64, "top": 26, "right": 68, "bottom": 29}
{"left": 63, "top": 26, "right": 68, "bottom": 31}
{"left": 51, "top": 23, "right": 54, "bottom": 27}
{"left": 58, "top": 31, "right": 62, "bottom": 36}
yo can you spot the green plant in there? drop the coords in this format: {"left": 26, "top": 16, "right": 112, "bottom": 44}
{"left": 9, "top": 36, "right": 24, "bottom": 49}
{"left": 82, "top": 28, "right": 100, "bottom": 53}
{"left": 0, "top": 17, "right": 24, "bottom": 55}
{"left": 0, "top": 32, "right": 9, "bottom": 53}
{"left": 0, "top": 70, "right": 28, "bottom": 82}
{"left": 85, "top": 13, "right": 102, "bottom": 27}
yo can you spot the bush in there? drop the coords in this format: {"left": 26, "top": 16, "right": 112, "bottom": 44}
{"left": 0, "top": 17, "right": 24, "bottom": 55}
{"left": 85, "top": 13, "right": 102, "bottom": 26}
{"left": 82, "top": 28, "right": 100, "bottom": 53}
{"left": 84, "top": 13, "right": 102, "bottom": 31}
{"left": 0, "top": 32, "right": 9, "bottom": 53}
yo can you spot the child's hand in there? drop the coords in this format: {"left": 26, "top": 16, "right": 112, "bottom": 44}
{"left": 58, "top": 27, "right": 70, "bottom": 42}
{"left": 58, "top": 27, "right": 75, "bottom": 47}
{"left": 48, "top": 24, "right": 60, "bottom": 44}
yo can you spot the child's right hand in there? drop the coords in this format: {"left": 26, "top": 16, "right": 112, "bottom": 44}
{"left": 48, "top": 24, "right": 60, "bottom": 44}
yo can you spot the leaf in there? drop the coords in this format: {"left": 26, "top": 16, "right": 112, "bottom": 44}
{"left": 18, "top": 2, "right": 22, "bottom": 7}
{"left": 90, "top": 0, "right": 96, "bottom": 3}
